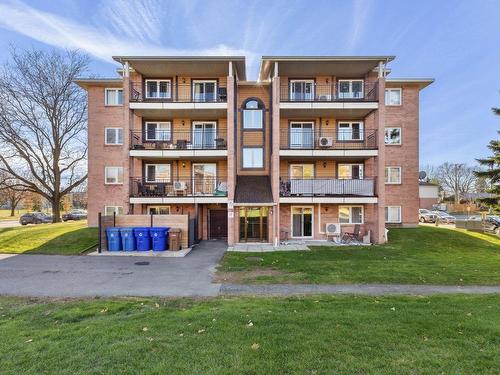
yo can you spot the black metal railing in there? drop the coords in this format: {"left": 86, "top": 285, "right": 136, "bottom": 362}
{"left": 280, "top": 177, "right": 375, "bottom": 197}
{"left": 280, "top": 129, "right": 377, "bottom": 150}
{"left": 129, "top": 82, "right": 227, "bottom": 103}
{"left": 130, "top": 130, "right": 227, "bottom": 150}
{"left": 280, "top": 81, "right": 378, "bottom": 102}
{"left": 130, "top": 177, "right": 228, "bottom": 197}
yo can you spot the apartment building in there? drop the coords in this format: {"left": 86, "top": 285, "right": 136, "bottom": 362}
{"left": 76, "top": 55, "right": 432, "bottom": 246}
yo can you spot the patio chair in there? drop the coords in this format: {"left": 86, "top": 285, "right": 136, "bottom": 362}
{"left": 341, "top": 224, "right": 362, "bottom": 245}
{"left": 214, "top": 182, "right": 228, "bottom": 196}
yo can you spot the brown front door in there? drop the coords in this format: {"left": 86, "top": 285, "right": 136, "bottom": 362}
{"left": 209, "top": 210, "right": 227, "bottom": 239}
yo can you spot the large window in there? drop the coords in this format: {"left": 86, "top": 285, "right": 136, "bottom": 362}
{"left": 385, "top": 206, "right": 402, "bottom": 223}
{"left": 105, "top": 167, "right": 123, "bottom": 184}
{"left": 105, "top": 128, "right": 123, "bottom": 145}
{"left": 192, "top": 121, "right": 216, "bottom": 148}
{"left": 192, "top": 80, "right": 217, "bottom": 102}
{"left": 243, "top": 100, "right": 263, "bottom": 129}
{"left": 148, "top": 206, "right": 171, "bottom": 215}
{"left": 145, "top": 80, "right": 171, "bottom": 99}
{"left": 385, "top": 127, "right": 402, "bottom": 145}
{"left": 105, "top": 206, "right": 124, "bottom": 216}
{"left": 192, "top": 163, "right": 217, "bottom": 195}
{"left": 385, "top": 88, "right": 402, "bottom": 105}
{"left": 338, "top": 121, "right": 364, "bottom": 141}
{"left": 145, "top": 164, "right": 171, "bottom": 182}
{"left": 289, "top": 122, "right": 314, "bottom": 148}
{"left": 339, "top": 206, "right": 364, "bottom": 224}
{"left": 292, "top": 207, "right": 313, "bottom": 237}
{"left": 290, "top": 164, "right": 314, "bottom": 179}
{"left": 105, "top": 88, "right": 123, "bottom": 105}
{"left": 338, "top": 164, "right": 364, "bottom": 179}
{"left": 385, "top": 167, "right": 402, "bottom": 184}
{"left": 338, "top": 80, "right": 364, "bottom": 99}
{"left": 145, "top": 122, "right": 171, "bottom": 141}
{"left": 290, "top": 80, "right": 314, "bottom": 101}
{"left": 242, "top": 148, "right": 263, "bottom": 169}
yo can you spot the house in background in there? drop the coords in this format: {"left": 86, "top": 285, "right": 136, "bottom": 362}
{"left": 76, "top": 55, "right": 433, "bottom": 245}
{"left": 419, "top": 181, "right": 439, "bottom": 209}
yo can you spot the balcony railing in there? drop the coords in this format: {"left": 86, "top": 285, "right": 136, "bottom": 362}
{"left": 130, "top": 177, "right": 228, "bottom": 197}
{"left": 280, "top": 129, "right": 377, "bottom": 150}
{"left": 280, "top": 82, "right": 378, "bottom": 102}
{"left": 130, "top": 130, "right": 227, "bottom": 150}
{"left": 280, "top": 178, "right": 375, "bottom": 197}
{"left": 129, "top": 82, "right": 227, "bottom": 103}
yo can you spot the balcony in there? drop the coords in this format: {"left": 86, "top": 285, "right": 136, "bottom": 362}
{"left": 279, "top": 129, "right": 378, "bottom": 158}
{"left": 129, "top": 130, "right": 227, "bottom": 159}
{"left": 279, "top": 177, "right": 377, "bottom": 204}
{"left": 129, "top": 177, "right": 228, "bottom": 204}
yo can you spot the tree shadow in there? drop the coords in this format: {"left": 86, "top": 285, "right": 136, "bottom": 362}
{"left": 22, "top": 227, "right": 98, "bottom": 255}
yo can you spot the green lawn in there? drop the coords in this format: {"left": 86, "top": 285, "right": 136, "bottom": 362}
{"left": 217, "top": 226, "right": 500, "bottom": 285}
{"left": 0, "top": 221, "right": 98, "bottom": 255}
{"left": 0, "top": 295, "right": 498, "bottom": 374}
{"left": 0, "top": 208, "right": 30, "bottom": 221}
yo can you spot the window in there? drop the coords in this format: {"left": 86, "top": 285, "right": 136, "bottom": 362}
{"left": 338, "top": 121, "right": 364, "bottom": 141}
{"left": 289, "top": 122, "right": 314, "bottom": 148}
{"left": 290, "top": 164, "right": 314, "bottom": 179}
{"left": 385, "top": 206, "right": 402, "bottom": 223}
{"left": 192, "top": 121, "right": 216, "bottom": 148}
{"left": 243, "top": 100, "right": 263, "bottom": 129}
{"left": 145, "top": 164, "right": 171, "bottom": 182}
{"left": 148, "top": 206, "right": 171, "bottom": 215}
{"left": 145, "top": 122, "right": 171, "bottom": 141}
{"left": 105, "top": 88, "right": 123, "bottom": 105}
{"left": 105, "top": 167, "right": 123, "bottom": 184}
{"left": 145, "top": 80, "right": 171, "bottom": 99}
{"left": 105, "top": 206, "right": 124, "bottom": 216}
{"left": 242, "top": 148, "right": 263, "bottom": 168}
{"left": 338, "top": 80, "right": 364, "bottom": 99}
{"left": 339, "top": 206, "right": 364, "bottom": 224}
{"left": 290, "top": 80, "right": 314, "bottom": 101}
{"left": 385, "top": 127, "right": 401, "bottom": 145}
{"left": 338, "top": 164, "right": 364, "bottom": 179}
{"left": 385, "top": 88, "right": 402, "bottom": 105}
{"left": 292, "top": 207, "right": 313, "bottom": 237}
{"left": 105, "top": 128, "right": 123, "bottom": 145}
{"left": 192, "top": 163, "right": 217, "bottom": 195}
{"left": 385, "top": 167, "right": 402, "bottom": 184}
{"left": 192, "top": 80, "right": 217, "bottom": 102}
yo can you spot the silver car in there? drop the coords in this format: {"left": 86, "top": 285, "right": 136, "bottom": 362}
{"left": 431, "top": 211, "right": 456, "bottom": 224}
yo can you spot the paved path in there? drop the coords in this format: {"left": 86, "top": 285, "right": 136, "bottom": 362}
{"left": 0, "top": 220, "right": 20, "bottom": 229}
{"left": 221, "top": 283, "right": 500, "bottom": 296}
{"left": 0, "top": 241, "right": 226, "bottom": 298}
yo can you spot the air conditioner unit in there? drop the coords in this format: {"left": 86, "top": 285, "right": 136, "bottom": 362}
{"left": 325, "top": 223, "right": 341, "bottom": 236}
{"left": 173, "top": 181, "right": 187, "bottom": 191}
{"left": 318, "top": 94, "right": 332, "bottom": 101}
{"left": 319, "top": 136, "right": 333, "bottom": 147}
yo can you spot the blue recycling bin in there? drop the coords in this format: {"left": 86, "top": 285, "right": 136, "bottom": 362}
{"left": 106, "top": 227, "right": 122, "bottom": 251}
{"left": 120, "top": 227, "right": 136, "bottom": 251}
{"left": 150, "top": 227, "right": 170, "bottom": 251}
{"left": 134, "top": 227, "right": 151, "bottom": 251}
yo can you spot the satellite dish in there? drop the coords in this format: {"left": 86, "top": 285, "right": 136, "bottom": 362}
{"left": 419, "top": 171, "right": 427, "bottom": 180}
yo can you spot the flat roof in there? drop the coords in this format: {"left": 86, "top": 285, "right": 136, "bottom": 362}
{"left": 74, "top": 78, "right": 122, "bottom": 90}
{"left": 386, "top": 78, "right": 434, "bottom": 89}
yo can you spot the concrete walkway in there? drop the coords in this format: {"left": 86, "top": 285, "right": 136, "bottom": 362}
{"left": 221, "top": 283, "right": 500, "bottom": 296}
{"left": 0, "top": 240, "right": 226, "bottom": 298}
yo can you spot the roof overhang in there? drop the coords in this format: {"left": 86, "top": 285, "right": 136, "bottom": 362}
{"left": 112, "top": 56, "right": 246, "bottom": 80}
{"left": 74, "top": 78, "right": 122, "bottom": 90}
{"left": 386, "top": 78, "right": 434, "bottom": 90}
{"left": 259, "top": 56, "right": 395, "bottom": 81}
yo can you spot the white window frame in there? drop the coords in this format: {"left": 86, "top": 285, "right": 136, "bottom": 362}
{"left": 104, "top": 127, "right": 123, "bottom": 145}
{"left": 104, "top": 167, "right": 123, "bottom": 185}
{"left": 338, "top": 79, "right": 364, "bottom": 99}
{"left": 337, "top": 121, "right": 364, "bottom": 141}
{"left": 338, "top": 205, "right": 364, "bottom": 224}
{"left": 289, "top": 121, "right": 314, "bottom": 148}
{"left": 385, "top": 206, "right": 402, "bottom": 223}
{"left": 385, "top": 88, "right": 402, "bottom": 106}
{"left": 145, "top": 121, "right": 172, "bottom": 141}
{"left": 242, "top": 147, "right": 264, "bottom": 169}
{"left": 104, "top": 88, "right": 123, "bottom": 106}
{"left": 104, "top": 206, "right": 124, "bottom": 216}
{"left": 192, "top": 121, "right": 217, "bottom": 148}
{"left": 289, "top": 164, "right": 315, "bottom": 179}
{"left": 145, "top": 79, "right": 172, "bottom": 99}
{"left": 384, "top": 127, "right": 402, "bottom": 145}
{"left": 290, "top": 206, "right": 314, "bottom": 238}
{"left": 192, "top": 80, "right": 218, "bottom": 102}
{"left": 243, "top": 105, "right": 263, "bottom": 129}
{"left": 289, "top": 79, "right": 315, "bottom": 101}
{"left": 385, "top": 167, "right": 402, "bottom": 184}
{"left": 337, "top": 163, "right": 364, "bottom": 179}
{"left": 148, "top": 206, "right": 171, "bottom": 215}
{"left": 145, "top": 164, "right": 171, "bottom": 183}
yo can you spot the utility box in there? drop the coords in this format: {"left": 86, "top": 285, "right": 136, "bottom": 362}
{"left": 169, "top": 228, "right": 182, "bottom": 251}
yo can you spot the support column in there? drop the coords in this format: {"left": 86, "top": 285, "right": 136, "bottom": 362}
{"left": 374, "top": 76, "right": 386, "bottom": 243}
{"left": 271, "top": 70, "right": 281, "bottom": 246}
{"left": 226, "top": 69, "right": 236, "bottom": 245}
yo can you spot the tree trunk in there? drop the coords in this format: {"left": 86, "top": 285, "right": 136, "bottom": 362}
{"left": 52, "top": 197, "right": 61, "bottom": 223}
{"left": 9, "top": 205, "right": 15, "bottom": 217}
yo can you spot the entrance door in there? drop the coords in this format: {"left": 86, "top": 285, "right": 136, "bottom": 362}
{"left": 239, "top": 207, "right": 269, "bottom": 242}
{"left": 209, "top": 210, "right": 227, "bottom": 239}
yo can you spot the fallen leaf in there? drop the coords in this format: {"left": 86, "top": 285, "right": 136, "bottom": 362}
{"left": 155, "top": 303, "right": 160, "bottom": 308}
{"left": 142, "top": 327, "right": 149, "bottom": 332}
{"left": 179, "top": 333, "right": 184, "bottom": 337}
{"left": 466, "top": 313, "right": 472, "bottom": 317}
{"left": 197, "top": 329, "right": 205, "bottom": 334}
{"left": 100, "top": 308, "right": 108, "bottom": 314}
{"left": 246, "top": 321, "right": 253, "bottom": 327}
{"left": 212, "top": 318, "right": 216, "bottom": 322}
{"left": 251, "top": 343, "right": 260, "bottom": 350}
{"left": 390, "top": 307, "right": 396, "bottom": 311}
{"left": 25, "top": 339, "right": 33, "bottom": 343}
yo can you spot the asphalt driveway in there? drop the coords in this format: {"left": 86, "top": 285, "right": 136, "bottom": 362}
{"left": 0, "top": 240, "right": 226, "bottom": 298}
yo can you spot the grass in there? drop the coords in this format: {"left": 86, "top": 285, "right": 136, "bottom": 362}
{"left": 0, "top": 295, "right": 498, "bottom": 374}
{"left": 0, "top": 208, "right": 30, "bottom": 221}
{"left": 217, "top": 226, "right": 500, "bottom": 285}
{"left": 0, "top": 221, "right": 98, "bottom": 255}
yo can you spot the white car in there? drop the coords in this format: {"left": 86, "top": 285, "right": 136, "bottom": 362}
{"left": 431, "top": 211, "right": 456, "bottom": 224}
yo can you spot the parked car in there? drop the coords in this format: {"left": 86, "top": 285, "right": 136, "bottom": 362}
{"left": 62, "top": 209, "right": 88, "bottom": 221}
{"left": 431, "top": 211, "right": 456, "bottom": 224}
{"left": 483, "top": 216, "right": 500, "bottom": 235}
{"left": 419, "top": 209, "right": 437, "bottom": 223}
{"left": 19, "top": 212, "right": 53, "bottom": 225}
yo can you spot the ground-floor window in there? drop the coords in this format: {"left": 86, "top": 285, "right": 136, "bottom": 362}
{"left": 385, "top": 206, "right": 401, "bottom": 223}
{"left": 239, "top": 207, "right": 268, "bottom": 242}
{"left": 291, "top": 206, "right": 313, "bottom": 237}
{"left": 105, "top": 206, "right": 123, "bottom": 216}
{"left": 339, "top": 205, "right": 364, "bottom": 224}
{"left": 148, "top": 206, "right": 171, "bottom": 215}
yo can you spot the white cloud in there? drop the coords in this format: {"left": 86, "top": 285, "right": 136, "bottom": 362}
{"left": 346, "top": 0, "right": 372, "bottom": 52}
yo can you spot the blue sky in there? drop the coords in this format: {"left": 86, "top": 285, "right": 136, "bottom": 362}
{"left": 0, "top": 0, "right": 498, "bottom": 166}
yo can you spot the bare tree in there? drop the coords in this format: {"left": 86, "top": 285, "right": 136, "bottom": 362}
{"left": 436, "top": 162, "right": 476, "bottom": 204}
{"left": 0, "top": 173, "right": 26, "bottom": 217}
{"left": 0, "top": 47, "right": 88, "bottom": 222}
